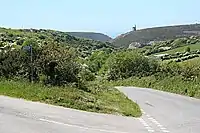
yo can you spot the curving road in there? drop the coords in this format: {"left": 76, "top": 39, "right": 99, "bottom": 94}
{"left": 117, "top": 86, "right": 200, "bottom": 133}
{"left": 1, "top": 86, "right": 200, "bottom": 133}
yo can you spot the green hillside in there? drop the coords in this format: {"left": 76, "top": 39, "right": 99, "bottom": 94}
{"left": 112, "top": 24, "right": 200, "bottom": 48}
{"left": 67, "top": 32, "right": 112, "bottom": 42}
{"left": 105, "top": 36, "right": 200, "bottom": 99}
{"left": 0, "top": 27, "right": 142, "bottom": 117}
{"left": 0, "top": 27, "right": 115, "bottom": 58}
{"left": 142, "top": 36, "right": 200, "bottom": 63}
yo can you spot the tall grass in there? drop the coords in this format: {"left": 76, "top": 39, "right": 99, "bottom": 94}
{"left": 106, "top": 76, "right": 200, "bottom": 98}
{"left": 0, "top": 80, "right": 141, "bottom": 117}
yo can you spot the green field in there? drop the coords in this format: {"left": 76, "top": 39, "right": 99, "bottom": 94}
{"left": 155, "top": 43, "right": 200, "bottom": 55}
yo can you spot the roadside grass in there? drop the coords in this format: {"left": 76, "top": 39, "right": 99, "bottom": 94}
{"left": 0, "top": 80, "right": 141, "bottom": 117}
{"left": 105, "top": 76, "right": 200, "bottom": 99}
{"left": 155, "top": 43, "right": 200, "bottom": 55}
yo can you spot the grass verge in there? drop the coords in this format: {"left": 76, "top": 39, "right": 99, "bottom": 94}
{"left": 0, "top": 80, "right": 141, "bottom": 117}
{"left": 106, "top": 76, "right": 200, "bottom": 99}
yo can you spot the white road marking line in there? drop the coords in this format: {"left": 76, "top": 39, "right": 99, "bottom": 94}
{"left": 160, "top": 127, "right": 167, "bottom": 130}
{"left": 152, "top": 120, "right": 158, "bottom": 123}
{"left": 148, "top": 117, "right": 170, "bottom": 133}
{"left": 141, "top": 109, "right": 146, "bottom": 114}
{"left": 141, "top": 122, "right": 146, "bottom": 125}
{"left": 139, "top": 119, "right": 145, "bottom": 123}
{"left": 145, "top": 126, "right": 152, "bottom": 130}
{"left": 141, "top": 121, "right": 147, "bottom": 125}
{"left": 150, "top": 118, "right": 156, "bottom": 121}
{"left": 152, "top": 120, "right": 159, "bottom": 124}
{"left": 157, "top": 124, "right": 163, "bottom": 127}
{"left": 146, "top": 114, "right": 150, "bottom": 117}
{"left": 143, "top": 123, "right": 149, "bottom": 127}
{"left": 138, "top": 118, "right": 155, "bottom": 133}
{"left": 148, "top": 129, "right": 155, "bottom": 132}
{"left": 39, "top": 118, "right": 130, "bottom": 133}
{"left": 148, "top": 117, "right": 160, "bottom": 125}
{"left": 142, "top": 112, "right": 146, "bottom": 114}
{"left": 141, "top": 112, "right": 145, "bottom": 114}
{"left": 142, "top": 110, "right": 170, "bottom": 133}
{"left": 162, "top": 130, "right": 170, "bottom": 133}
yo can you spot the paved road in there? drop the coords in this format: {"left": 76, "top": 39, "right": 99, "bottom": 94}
{"left": 0, "top": 95, "right": 145, "bottom": 133}
{"left": 1, "top": 86, "right": 200, "bottom": 133}
{"left": 117, "top": 86, "right": 200, "bottom": 133}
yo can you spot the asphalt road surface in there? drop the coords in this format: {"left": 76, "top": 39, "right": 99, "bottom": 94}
{"left": 117, "top": 86, "right": 200, "bottom": 133}
{"left": 0, "top": 95, "right": 145, "bottom": 133}
{"left": 1, "top": 86, "right": 200, "bottom": 133}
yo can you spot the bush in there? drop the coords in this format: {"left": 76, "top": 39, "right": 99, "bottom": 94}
{"left": 160, "top": 60, "right": 200, "bottom": 80}
{"left": 172, "top": 38, "right": 187, "bottom": 48}
{"left": 0, "top": 49, "right": 22, "bottom": 78}
{"left": 103, "top": 50, "right": 159, "bottom": 80}
{"left": 0, "top": 42, "right": 83, "bottom": 86}
{"left": 160, "top": 61, "right": 181, "bottom": 76}
{"left": 185, "top": 46, "right": 191, "bottom": 52}
{"left": 87, "top": 51, "right": 110, "bottom": 73}
{"left": 36, "top": 44, "right": 80, "bottom": 85}
{"left": 79, "top": 67, "right": 96, "bottom": 82}
{"left": 180, "top": 61, "right": 200, "bottom": 80}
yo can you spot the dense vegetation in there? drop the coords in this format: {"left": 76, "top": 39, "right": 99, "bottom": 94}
{"left": 105, "top": 35, "right": 200, "bottom": 99}
{"left": 141, "top": 36, "right": 200, "bottom": 63}
{"left": 0, "top": 27, "right": 115, "bottom": 58}
{"left": 143, "top": 36, "right": 200, "bottom": 55}
{"left": 0, "top": 27, "right": 141, "bottom": 117}
{"left": 2, "top": 25, "right": 200, "bottom": 117}
{"left": 101, "top": 49, "right": 200, "bottom": 98}
{"left": 67, "top": 32, "right": 112, "bottom": 42}
{"left": 112, "top": 23, "right": 200, "bottom": 48}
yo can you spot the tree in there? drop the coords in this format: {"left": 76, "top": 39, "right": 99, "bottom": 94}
{"left": 36, "top": 43, "right": 80, "bottom": 85}
{"left": 87, "top": 51, "right": 109, "bottom": 73}
{"left": 0, "top": 49, "right": 22, "bottom": 78}
{"left": 103, "top": 50, "right": 159, "bottom": 80}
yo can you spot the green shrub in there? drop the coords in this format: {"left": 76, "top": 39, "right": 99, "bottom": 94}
{"left": 103, "top": 50, "right": 159, "bottom": 80}
{"left": 37, "top": 44, "right": 80, "bottom": 85}
{"left": 79, "top": 67, "right": 96, "bottom": 82}
{"left": 180, "top": 62, "right": 200, "bottom": 80}
{"left": 86, "top": 51, "right": 110, "bottom": 73}
{"left": 185, "top": 46, "right": 191, "bottom": 52}
{"left": 172, "top": 38, "right": 187, "bottom": 48}
{"left": 160, "top": 61, "right": 181, "bottom": 76}
{"left": 0, "top": 49, "right": 22, "bottom": 78}
{"left": 0, "top": 42, "right": 83, "bottom": 86}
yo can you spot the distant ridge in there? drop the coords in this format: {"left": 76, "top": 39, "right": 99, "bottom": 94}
{"left": 67, "top": 32, "right": 112, "bottom": 42}
{"left": 112, "top": 23, "right": 200, "bottom": 48}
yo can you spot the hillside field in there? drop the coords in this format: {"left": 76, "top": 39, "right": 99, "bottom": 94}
{"left": 155, "top": 43, "right": 200, "bottom": 55}
{"left": 112, "top": 24, "right": 200, "bottom": 48}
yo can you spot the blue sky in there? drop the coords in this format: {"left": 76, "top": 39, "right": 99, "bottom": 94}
{"left": 0, "top": 0, "right": 199, "bottom": 38}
